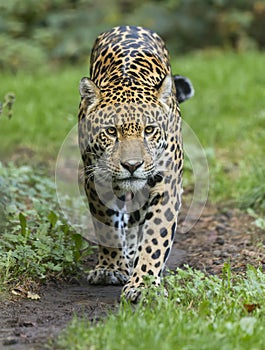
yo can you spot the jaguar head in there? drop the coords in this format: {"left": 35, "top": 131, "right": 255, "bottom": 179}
{"left": 78, "top": 74, "right": 192, "bottom": 193}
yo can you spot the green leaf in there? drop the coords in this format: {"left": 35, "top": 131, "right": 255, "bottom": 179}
{"left": 48, "top": 211, "right": 58, "bottom": 228}
{"left": 19, "top": 212, "right": 27, "bottom": 236}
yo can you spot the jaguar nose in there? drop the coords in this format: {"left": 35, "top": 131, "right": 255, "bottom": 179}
{"left": 121, "top": 160, "right": 144, "bottom": 175}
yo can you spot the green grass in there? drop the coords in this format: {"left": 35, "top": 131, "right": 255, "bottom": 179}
{"left": 1, "top": 50, "right": 264, "bottom": 208}
{"left": 174, "top": 50, "right": 265, "bottom": 210}
{"left": 57, "top": 265, "right": 265, "bottom": 350}
{"left": 0, "top": 66, "right": 82, "bottom": 159}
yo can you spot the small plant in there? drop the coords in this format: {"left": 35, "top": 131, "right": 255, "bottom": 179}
{"left": 0, "top": 92, "right": 15, "bottom": 119}
{"left": 239, "top": 162, "right": 265, "bottom": 214}
{"left": 0, "top": 163, "right": 91, "bottom": 288}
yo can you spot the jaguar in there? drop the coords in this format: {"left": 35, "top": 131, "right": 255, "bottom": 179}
{"left": 78, "top": 25, "right": 194, "bottom": 302}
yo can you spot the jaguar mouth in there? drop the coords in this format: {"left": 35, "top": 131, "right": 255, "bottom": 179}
{"left": 115, "top": 177, "right": 147, "bottom": 192}
{"left": 118, "top": 176, "right": 144, "bottom": 181}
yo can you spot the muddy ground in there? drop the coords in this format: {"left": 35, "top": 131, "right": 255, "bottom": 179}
{"left": 0, "top": 203, "right": 264, "bottom": 350}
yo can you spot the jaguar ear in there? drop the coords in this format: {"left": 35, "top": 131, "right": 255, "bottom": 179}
{"left": 156, "top": 75, "right": 173, "bottom": 105}
{"left": 173, "top": 75, "right": 194, "bottom": 103}
{"left": 79, "top": 77, "right": 100, "bottom": 106}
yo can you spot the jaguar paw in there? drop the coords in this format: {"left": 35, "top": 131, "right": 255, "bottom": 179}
{"left": 87, "top": 268, "right": 129, "bottom": 285}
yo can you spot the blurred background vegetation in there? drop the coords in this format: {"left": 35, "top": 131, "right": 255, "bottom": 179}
{"left": 0, "top": 0, "right": 264, "bottom": 71}
{"left": 0, "top": 0, "right": 264, "bottom": 212}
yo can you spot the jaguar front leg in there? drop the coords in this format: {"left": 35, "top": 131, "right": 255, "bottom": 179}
{"left": 122, "top": 184, "right": 181, "bottom": 302}
{"left": 87, "top": 245, "right": 130, "bottom": 285}
{"left": 85, "top": 180, "right": 131, "bottom": 286}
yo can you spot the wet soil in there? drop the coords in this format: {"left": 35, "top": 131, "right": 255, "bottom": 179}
{"left": 0, "top": 203, "right": 264, "bottom": 350}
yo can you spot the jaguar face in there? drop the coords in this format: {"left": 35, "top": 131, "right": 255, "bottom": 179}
{"left": 78, "top": 75, "right": 174, "bottom": 193}
{"left": 79, "top": 102, "right": 168, "bottom": 193}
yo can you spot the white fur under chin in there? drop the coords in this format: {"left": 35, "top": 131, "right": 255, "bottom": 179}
{"left": 117, "top": 178, "right": 147, "bottom": 193}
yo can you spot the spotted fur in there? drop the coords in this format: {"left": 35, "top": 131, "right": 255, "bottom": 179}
{"left": 78, "top": 26, "right": 193, "bottom": 302}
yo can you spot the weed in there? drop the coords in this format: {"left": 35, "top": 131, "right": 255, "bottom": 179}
{"left": 0, "top": 163, "right": 91, "bottom": 287}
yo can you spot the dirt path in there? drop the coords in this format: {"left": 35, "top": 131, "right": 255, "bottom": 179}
{"left": 0, "top": 204, "right": 264, "bottom": 349}
{"left": 0, "top": 283, "right": 121, "bottom": 350}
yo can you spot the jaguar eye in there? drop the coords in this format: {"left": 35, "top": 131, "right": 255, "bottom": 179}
{"left": 144, "top": 125, "right": 155, "bottom": 135}
{"left": 106, "top": 127, "right": 117, "bottom": 137}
